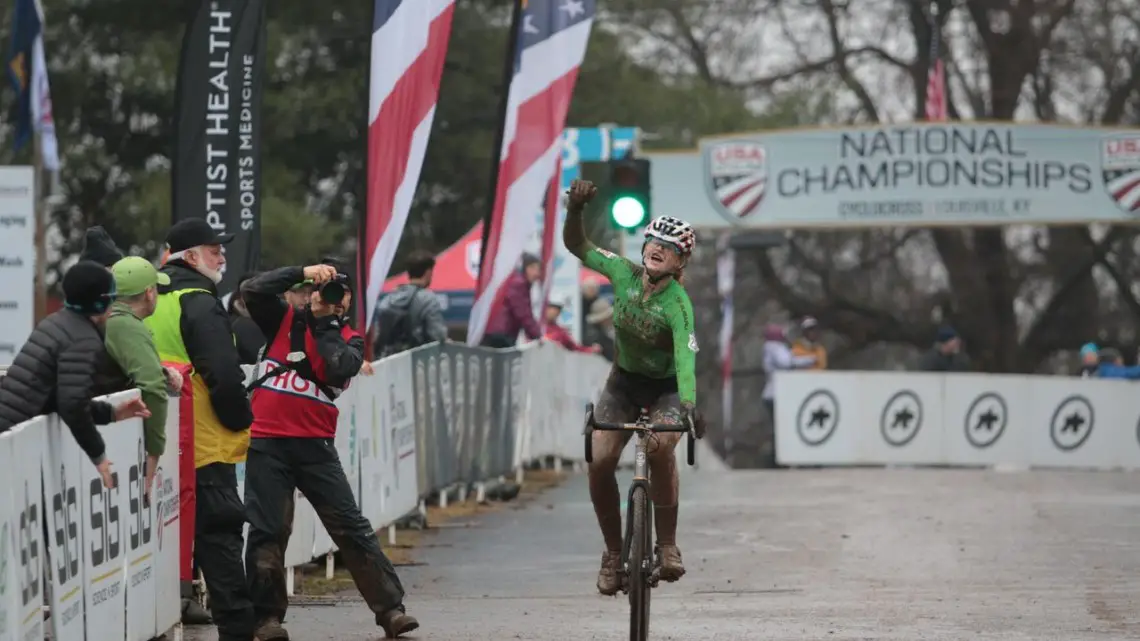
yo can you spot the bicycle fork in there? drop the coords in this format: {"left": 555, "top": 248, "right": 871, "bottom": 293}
{"left": 620, "top": 445, "right": 661, "bottom": 593}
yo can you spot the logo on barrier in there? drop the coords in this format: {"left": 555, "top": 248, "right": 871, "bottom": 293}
{"left": 880, "top": 390, "right": 922, "bottom": 447}
{"left": 50, "top": 463, "right": 81, "bottom": 585}
{"left": 88, "top": 472, "right": 122, "bottom": 567}
{"left": 153, "top": 466, "right": 165, "bottom": 552}
{"left": 128, "top": 438, "right": 153, "bottom": 551}
{"left": 795, "top": 389, "right": 839, "bottom": 446}
{"left": 1049, "top": 395, "right": 1094, "bottom": 452}
{"left": 964, "top": 392, "right": 1007, "bottom": 449}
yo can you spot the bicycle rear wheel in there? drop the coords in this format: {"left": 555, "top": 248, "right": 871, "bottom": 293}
{"left": 627, "top": 485, "right": 652, "bottom": 641}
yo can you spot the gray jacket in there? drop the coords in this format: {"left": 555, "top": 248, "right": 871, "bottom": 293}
{"left": 376, "top": 284, "right": 447, "bottom": 349}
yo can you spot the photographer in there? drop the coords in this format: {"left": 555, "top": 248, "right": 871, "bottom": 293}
{"left": 239, "top": 262, "right": 418, "bottom": 640}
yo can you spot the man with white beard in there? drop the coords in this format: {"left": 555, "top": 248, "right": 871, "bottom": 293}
{"left": 145, "top": 218, "right": 256, "bottom": 641}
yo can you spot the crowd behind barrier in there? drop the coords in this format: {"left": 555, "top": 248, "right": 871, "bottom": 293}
{"left": 0, "top": 342, "right": 613, "bottom": 641}
{"left": 775, "top": 371, "right": 1140, "bottom": 469}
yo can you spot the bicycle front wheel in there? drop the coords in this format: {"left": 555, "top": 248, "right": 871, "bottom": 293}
{"left": 627, "top": 485, "right": 652, "bottom": 641}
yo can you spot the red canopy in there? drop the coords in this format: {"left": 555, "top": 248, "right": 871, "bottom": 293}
{"left": 383, "top": 222, "right": 610, "bottom": 292}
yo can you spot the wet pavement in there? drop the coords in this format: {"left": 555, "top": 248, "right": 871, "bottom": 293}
{"left": 184, "top": 467, "right": 1140, "bottom": 640}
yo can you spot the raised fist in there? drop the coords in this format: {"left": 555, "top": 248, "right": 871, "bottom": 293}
{"left": 567, "top": 179, "right": 597, "bottom": 208}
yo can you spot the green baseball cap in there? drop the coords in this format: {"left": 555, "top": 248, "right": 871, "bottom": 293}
{"left": 112, "top": 256, "right": 170, "bottom": 296}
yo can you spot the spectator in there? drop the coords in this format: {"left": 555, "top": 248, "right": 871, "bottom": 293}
{"left": 585, "top": 296, "right": 615, "bottom": 361}
{"left": 228, "top": 272, "right": 266, "bottom": 365}
{"left": 284, "top": 279, "right": 315, "bottom": 308}
{"left": 95, "top": 256, "right": 174, "bottom": 503}
{"left": 1091, "top": 347, "right": 1140, "bottom": 380}
{"left": 374, "top": 250, "right": 447, "bottom": 357}
{"left": 79, "top": 225, "right": 124, "bottom": 268}
{"left": 542, "top": 300, "right": 601, "bottom": 353}
{"left": 81, "top": 225, "right": 187, "bottom": 395}
{"left": 481, "top": 253, "right": 543, "bottom": 348}
{"left": 0, "top": 260, "right": 149, "bottom": 489}
{"left": 917, "top": 325, "right": 972, "bottom": 372}
{"left": 761, "top": 323, "right": 817, "bottom": 418}
{"left": 791, "top": 316, "right": 828, "bottom": 370}
{"left": 144, "top": 219, "right": 255, "bottom": 641}
{"left": 241, "top": 262, "right": 418, "bottom": 639}
{"left": 1078, "top": 342, "right": 1099, "bottom": 378}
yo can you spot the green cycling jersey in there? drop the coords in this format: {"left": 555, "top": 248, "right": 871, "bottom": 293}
{"left": 563, "top": 208, "right": 698, "bottom": 405}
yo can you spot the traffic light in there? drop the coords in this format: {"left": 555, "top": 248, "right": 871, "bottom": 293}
{"left": 608, "top": 157, "right": 650, "bottom": 231}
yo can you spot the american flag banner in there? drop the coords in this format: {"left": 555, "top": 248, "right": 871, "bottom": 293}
{"left": 361, "top": 0, "right": 456, "bottom": 329}
{"left": 924, "top": 4, "right": 947, "bottom": 121}
{"left": 467, "top": 0, "right": 596, "bottom": 346}
{"left": 538, "top": 157, "right": 562, "bottom": 328}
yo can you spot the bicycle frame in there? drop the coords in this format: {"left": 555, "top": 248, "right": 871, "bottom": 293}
{"left": 582, "top": 404, "right": 696, "bottom": 569}
{"left": 583, "top": 403, "right": 695, "bottom": 641}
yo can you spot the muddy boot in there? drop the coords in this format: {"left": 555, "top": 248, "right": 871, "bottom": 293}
{"left": 377, "top": 608, "right": 419, "bottom": 639}
{"left": 658, "top": 545, "right": 685, "bottom": 582}
{"left": 596, "top": 550, "right": 622, "bottom": 596}
{"left": 254, "top": 618, "right": 289, "bottom": 641}
{"left": 655, "top": 505, "right": 685, "bottom": 582}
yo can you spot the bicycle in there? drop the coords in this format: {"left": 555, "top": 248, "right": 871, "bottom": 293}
{"left": 583, "top": 402, "right": 696, "bottom": 641}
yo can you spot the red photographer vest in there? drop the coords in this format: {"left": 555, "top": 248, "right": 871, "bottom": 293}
{"left": 250, "top": 306, "right": 357, "bottom": 439}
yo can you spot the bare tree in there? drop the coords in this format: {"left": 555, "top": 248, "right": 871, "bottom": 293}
{"left": 610, "top": 0, "right": 1140, "bottom": 372}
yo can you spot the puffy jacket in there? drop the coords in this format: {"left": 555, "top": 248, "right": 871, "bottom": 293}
{"left": 0, "top": 309, "right": 112, "bottom": 463}
{"left": 484, "top": 271, "right": 541, "bottom": 341}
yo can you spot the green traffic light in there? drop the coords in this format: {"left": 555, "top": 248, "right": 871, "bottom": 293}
{"left": 611, "top": 196, "right": 646, "bottom": 229}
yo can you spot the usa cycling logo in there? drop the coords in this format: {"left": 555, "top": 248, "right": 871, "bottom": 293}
{"left": 703, "top": 139, "right": 768, "bottom": 222}
{"left": 1102, "top": 135, "right": 1140, "bottom": 214}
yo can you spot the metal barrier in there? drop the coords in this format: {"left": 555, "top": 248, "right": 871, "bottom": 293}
{"left": 0, "top": 342, "right": 612, "bottom": 640}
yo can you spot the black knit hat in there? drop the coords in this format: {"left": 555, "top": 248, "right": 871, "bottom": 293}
{"left": 79, "top": 226, "right": 124, "bottom": 268}
{"left": 63, "top": 260, "right": 117, "bottom": 315}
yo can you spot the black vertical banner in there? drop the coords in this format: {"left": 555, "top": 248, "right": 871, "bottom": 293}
{"left": 172, "top": 0, "right": 266, "bottom": 296}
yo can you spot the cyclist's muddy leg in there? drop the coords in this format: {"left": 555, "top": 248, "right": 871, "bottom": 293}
{"left": 589, "top": 382, "right": 636, "bottom": 552}
{"left": 646, "top": 393, "right": 683, "bottom": 511}
{"left": 648, "top": 393, "right": 685, "bottom": 580}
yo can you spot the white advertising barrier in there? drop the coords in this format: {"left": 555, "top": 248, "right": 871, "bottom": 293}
{"left": 81, "top": 407, "right": 135, "bottom": 641}
{"left": 365, "top": 351, "right": 417, "bottom": 529}
{"left": 775, "top": 371, "right": 1140, "bottom": 469}
{"left": 151, "top": 404, "right": 182, "bottom": 639}
{"left": 0, "top": 390, "right": 182, "bottom": 641}
{"left": 14, "top": 421, "right": 46, "bottom": 641}
{"left": 0, "top": 427, "right": 15, "bottom": 641}
{"left": 42, "top": 416, "right": 88, "bottom": 641}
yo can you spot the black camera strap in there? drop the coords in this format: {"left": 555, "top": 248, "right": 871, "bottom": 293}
{"left": 246, "top": 311, "right": 340, "bottom": 401}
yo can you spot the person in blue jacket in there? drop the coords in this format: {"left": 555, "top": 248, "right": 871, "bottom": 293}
{"left": 1092, "top": 347, "right": 1140, "bottom": 380}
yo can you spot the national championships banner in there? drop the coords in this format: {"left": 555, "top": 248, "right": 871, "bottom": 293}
{"left": 647, "top": 123, "right": 1140, "bottom": 229}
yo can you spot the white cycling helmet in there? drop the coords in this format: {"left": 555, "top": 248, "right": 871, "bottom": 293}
{"left": 645, "top": 216, "right": 696, "bottom": 255}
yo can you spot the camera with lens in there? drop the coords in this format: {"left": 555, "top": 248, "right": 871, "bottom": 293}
{"left": 318, "top": 274, "right": 349, "bottom": 306}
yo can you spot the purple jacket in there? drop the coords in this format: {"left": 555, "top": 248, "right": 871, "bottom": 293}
{"left": 484, "top": 271, "right": 542, "bottom": 341}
